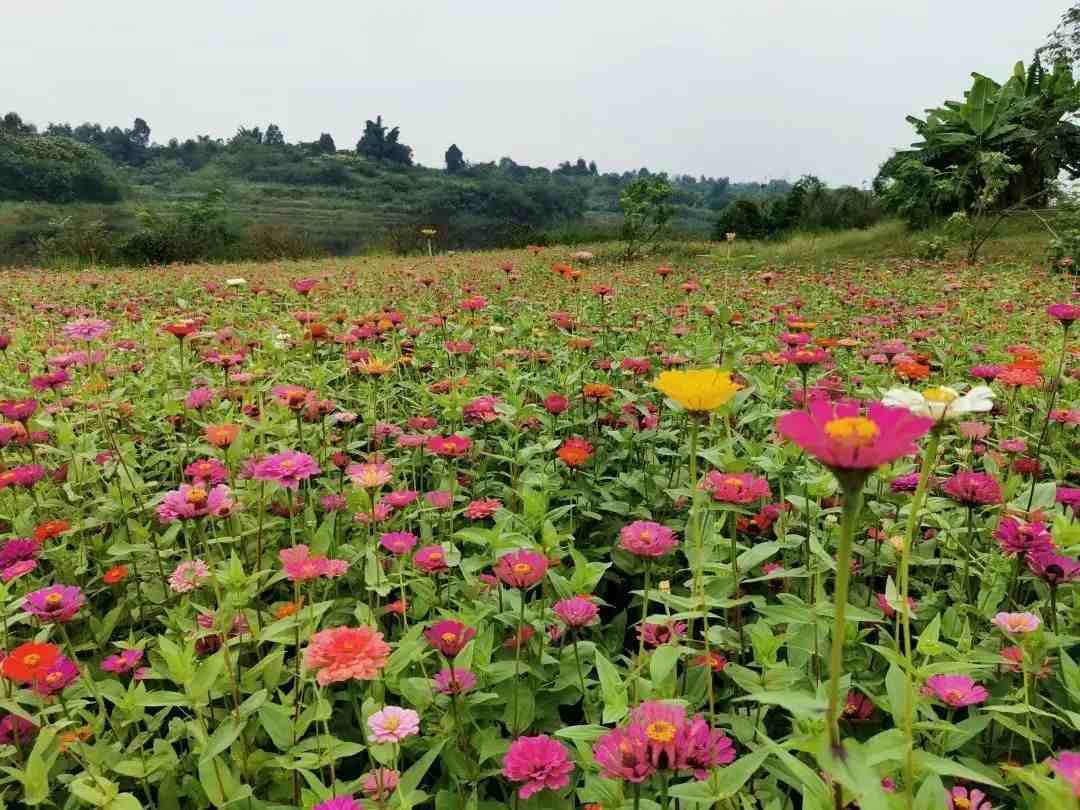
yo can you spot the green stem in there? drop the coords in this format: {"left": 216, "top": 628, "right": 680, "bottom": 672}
{"left": 826, "top": 484, "right": 864, "bottom": 751}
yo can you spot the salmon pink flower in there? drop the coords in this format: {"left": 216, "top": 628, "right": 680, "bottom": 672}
{"left": 304, "top": 626, "right": 390, "bottom": 685}
{"left": 348, "top": 461, "right": 393, "bottom": 489}
{"left": 701, "top": 472, "right": 771, "bottom": 504}
{"left": 361, "top": 769, "right": 399, "bottom": 800}
{"left": 425, "top": 434, "right": 472, "bottom": 457}
{"left": 992, "top": 611, "right": 1041, "bottom": 634}
{"left": 169, "top": 560, "right": 211, "bottom": 593}
{"left": 464, "top": 498, "right": 502, "bottom": 520}
{"left": 502, "top": 735, "right": 574, "bottom": 799}
{"left": 943, "top": 472, "right": 1001, "bottom": 506}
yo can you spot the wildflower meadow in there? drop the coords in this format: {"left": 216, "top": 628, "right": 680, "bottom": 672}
{"left": 0, "top": 252, "right": 1076, "bottom": 810}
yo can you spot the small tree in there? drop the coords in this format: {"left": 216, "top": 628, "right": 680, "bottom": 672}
{"left": 445, "top": 143, "right": 465, "bottom": 173}
{"left": 316, "top": 133, "right": 336, "bottom": 154}
{"left": 618, "top": 176, "right": 673, "bottom": 259}
{"left": 265, "top": 123, "right": 285, "bottom": 146}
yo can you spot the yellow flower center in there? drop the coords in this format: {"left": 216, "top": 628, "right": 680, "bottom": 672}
{"left": 186, "top": 487, "right": 208, "bottom": 505}
{"left": 23, "top": 654, "right": 40, "bottom": 666}
{"left": 824, "top": 417, "right": 879, "bottom": 448}
{"left": 922, "top": 387, "right": 957, "bottom": 404}
{"left": 441, "top": 632, "right": 458, "bottom": 643}
{"left": 944, "top": 689, "right": 964, "bottom": 704}
{"left": 512, "top": 563, "right": 533, "bottom": 576}
{"left": 382, "top": 715, "right": 400, "bottom": 732}
{"left": 953, "top": 798, "right": 970, "bottom": 810}
{"left": 45, "top": 594, "right": 63, "bottom": 607}
{"left": 428, "top": 551, "right": 443, "bottom": 561}
{"left": 723, "top": 477, "right": 744, "bottom": 488}
{"left": 645, "top": 721, "right": 677, "bottom": 743}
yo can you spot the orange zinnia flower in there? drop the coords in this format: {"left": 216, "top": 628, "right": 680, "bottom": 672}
{"left": 204, "top": 423, "right": 241, "bottom": 448}
{"left": 582, "top": 383, "right": 614, "bottom": 401}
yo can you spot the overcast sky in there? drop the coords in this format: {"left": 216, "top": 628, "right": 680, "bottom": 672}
{"left": 3, "top": 1, "right": 1067, "bottom": 185}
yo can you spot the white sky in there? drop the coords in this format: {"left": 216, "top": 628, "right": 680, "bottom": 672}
{"left": 2, "top": 1, "right": 1067, "bottom": 185}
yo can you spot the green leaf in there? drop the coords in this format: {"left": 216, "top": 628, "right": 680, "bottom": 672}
{"left": 257, "top": 701, "right": 294, "bottom": 751}
{"left": 914, "top": 751, "right": 1001, "bottom": 788}
{"left": 914, "top": 773, "right": 945, "bottom": 810}
{"left": 395, "top": 739, "right": 447, "bottom": 807}
{"left": 200, "top": 716, "right": 243, "bottom": 764}
{"left": 23, "top": 727, "right": 57, "bottom": 805}
{"left": 649, "top": 645, "right": 681, "bottom": 694}
{"left": 595, "top": 651, "right": 629, "bottom": 723}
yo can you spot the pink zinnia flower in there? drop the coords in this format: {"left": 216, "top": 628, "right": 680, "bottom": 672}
{"left": 922, "top": 674, "right": 988, "bottom": 707}
{"left": 0, "top": 714, "right": 38, "bottom": 745}
{"left": 1027, "top": 550, "right": 1080, "bottom": 585}
{"left": 379, "top": 532, "right": 418, "bottom": 556}
{"left": 62, "top": 318, "right": 112, "bottom": 342}
{"left": 413, "top": 545, "right": 450, "bottom": 574}
{"left": 494, "top": 549, "right": 548, "bottom": 589}
{"left": 312, "top": 796, "right": 362, "bottom": 810}
{"left": 360, "top": 769, "right": 399, "bottom": 800}
{"left": 279, "top": 545, "right": 348, "bottom": 581}
{"left": 184, "top": 386, "right": 217, "bottom": 410}
{"left": 367, "top": 706, "right": 420, "bottom": 743}
{"left": 424, "top": 620, "right": 476, "bottom": 657}
{"left": 381, "top": 489, "right": 418, "bottom": 510}
{"left": 464, "top": 498, "right": 502, "bottom": 520}
{"left": 637, "top": 620, "right": 687, "bottom": 647}
{"left": 992, "top": 611, "right": 1041, "bottom": 634}
{"left": 1047, "top": 302, "right": 1080, "bottom": 325}
{"left": 156, "top": 484, "right": 235, "bottom": 523}
{"left": 502, "top": 735, "right": 574, "bottom": 799}
{"left": 946, "top": 786, "right": 992, "bottom": 810}
{"left": 2, "top": 559, "right": 37, "bottom": 582}
{"left": 942, "top": 471, "right": 1001, "bottom": 506}
{"left": 996, "top": 518, "right": 1055, "bottom": 559}
{"left": 619, "top": 521, "right": 678, "bottom": 558}
{"left": 433, "top": 668, "right": 477, "bottom": 695}
{"left": 169, "top": 559, "right": 211, "bottom": 593}
{"left": 253, "top": 451, "right": 320, "bottom": 490}
{"left": 1049, "top": 751, "right": 1080, "bottom": 797}
{"left": 347, "top": 462, "right": 393, "bottom": 489}
{"left": 23, "top": 585, "right": 85, "bottom": 623}
{"left": 553, "top": 596, "right": 599, "bottom": 629}
{"left": 32, "top": 655, "right": 79, "bottom": 696}
{"left": 184, "top": 458, "right": 229, "bottom": 485}
{"left": 101, "top": 648, "right": 144, "bottom": 674}
{"left": 425, "top": 434, "right": 472, "bottom": 458}
{"left": 593, "top": 724, "right": 655, "bottom": 782}
{"left": 701, "top": 471, "right": 771, "bottom": 504}
{"left": 776, "top": 399, "right": 934, "bottom": 473}
{"left": 424, "top": 490, "right": 453, "bottom": 509}
{"left": 304, "top": 626, "right": 390, "bottom": 685}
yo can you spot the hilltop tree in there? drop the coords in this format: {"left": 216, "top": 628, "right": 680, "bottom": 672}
{"left": 445, "top": 143, "right": 465, "bottom": 173}
{"left": 356, "top": 116, "right": 413, "bottom": 165}
{"left": 265, "top": 123, "right": 285, "bottom": 146}
{"left": 316, "top": 133, "right": 336, "bottom": 154}
{"left": 1, "top": 112, "right": 36, "bottom": 135}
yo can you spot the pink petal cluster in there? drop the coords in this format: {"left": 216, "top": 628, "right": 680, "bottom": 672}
{"left": 502, "top": 734, "right": 575, "bottom": 799}
{"left": 304, "top": 626, "right": 390, "bottom": 685}
{"left": 157, "top": 484, "right": 236, "bottom": 523}
{"left": 279, "top": 545, "right": 349, "bottom": 581}
{"left": 701, "top": 471, "right": 772, "bottom": 504}
{"left": 619, "top": 521, "right": 679, "bottom": 558}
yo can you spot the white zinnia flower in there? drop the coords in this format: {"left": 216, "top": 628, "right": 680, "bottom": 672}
{"left": 881, "top": 385, "right": 994, "bottom": 421}
{"left": 225, "top": 278, "right": 247, "bottom": 287}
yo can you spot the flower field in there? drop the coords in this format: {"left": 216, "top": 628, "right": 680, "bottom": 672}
{"left": 0, "top": 251, "right": 1077, "bottom": 810}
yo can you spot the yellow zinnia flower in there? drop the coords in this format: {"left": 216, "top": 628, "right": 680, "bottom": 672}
{"left": 651, "top": 369, "right": 742, "bottom": 412}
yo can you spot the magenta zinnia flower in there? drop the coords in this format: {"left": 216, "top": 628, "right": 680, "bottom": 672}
{"left": 502, "top": 735, "right": 574, "bottom": 799}
{"left": 946, "top": 786, "right": 992, "bottom": 810}
{"left": 922, "top": 674, "right": 988, "bottom": 707}
{"left": 253, "top": 451, "right": 320, "bottom": 490}
{"left": 312, "top": 796, "right": 363, "bottom": 810}
{"left": 701, "top": 471, "right": 771, "bottom": 504}
{"left": 62, "top": 318, "right": 112, "bottom": 342}
{"left": 157, "top": 484, "right": 235, "bottom": 523}
{"left": 942, "top": 471, "right": 1002, "bottom": 506}
{"left": 1049, "top": 751, "right": 1080, "bottom": 797}
{"left": 101, "top": 648, "right": 144, "bottom": 674}
{"left": 494, "top": 549, "right": 548, "bottom": 589}
{"left": 1047, "top": 302, "right": 1080, "bottom": 325}
{"left": 433, "top": 668, "right": 477, "bottom": 694}
{"left": 553, "top": 596, "right": 599, "bottom": 629}
{"left": 1027, "top": 549, "right": 1080, "bottom": 585}
{"left": 593, "top": 724, "right": 656, "bottom": 782}
{"left": 619, "top": 521, "right": 678, "bottom": 558}
{"left": 776, "top": 399, "right": 933, "bottom": 474}
{"left": 413, "top": 545, "right": 449, "bottom": 574}
{"left": 995, "top": 518, "right": 1055, "bottom": 559}
{"left": 379, "top": 532, "right": 418, "bottom": 556}
{"left": 24, "top": 585, "right": 85, "bottom": 624}
{"left": 32, "top": 655, "right": 79, "bottom": 696}
{"left": 424, "top": 620, "right": 476, "bottom": 657}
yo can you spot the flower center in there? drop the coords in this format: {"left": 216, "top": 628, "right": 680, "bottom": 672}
{"left": 512, "top": 563, "right": 532, "bottom": 576}
{"left": 382, "top": 715, "right": 400, "bottom": 732}
{"left": 186, "top": 487, "right": 208, "bottom": 505}
{"left": 23, "top": 653, "right": 40, "bottom": 666}
{"left": 953, "top": 798, "right": 971, "bottom": 810}
{"left": 441, "top": 632, "right": 457, "bottom": 643}
{"left": 428, "top": 552, "right": 443, "bottom": 561}
{"left": 46, "top": 672, "right": 62, "bottom": 685}
{"left": 944, "top": 689, "right": 964, "bottom": 703}
{"left": 723, "top": 477, "right": 744, "bottom": 488}
{"left": 824, "top": 417, "right": 879, "bottom": 448}
{"left": 645, "top": 721, "right": 677, "bottom": 743}
{"left": 45, "top": 593, "right": 63, "bottom": 608}
{"left": 922, "top": 387, "right": 957, "bottom": 404}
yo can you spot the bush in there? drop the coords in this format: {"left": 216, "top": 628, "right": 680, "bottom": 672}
{"left": 0, "top": 133, "right": 122, "bottom": 203}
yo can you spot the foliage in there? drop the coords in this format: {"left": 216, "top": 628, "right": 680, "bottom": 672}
{"left": 356, "top": 116, "right": 413, "bottom": 165}
{"left": 0, "top": 133, "right": 122, "bottom": 203}
{"left": 118, "top": 189, "right": 242, "bottom": 264}
{"left": 618, "top": 176, "right": 674, "bottom": 258}
{"left": 878, "top": 57, "right": 1080, "bottom": 230}
{"left": 444, "top": 144, "right": 465, "bottom": 173}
